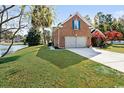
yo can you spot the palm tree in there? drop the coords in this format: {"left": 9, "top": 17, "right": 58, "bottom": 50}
{"left": 31, "top": 5, "right": 54, "bottom": 44}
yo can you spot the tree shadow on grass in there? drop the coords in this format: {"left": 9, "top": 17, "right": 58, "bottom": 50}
{"left": 36, "top": 46, "right": 88, "bottom": 69}
{"left": 0, "top": 56, "right": 20, "bottom": 64}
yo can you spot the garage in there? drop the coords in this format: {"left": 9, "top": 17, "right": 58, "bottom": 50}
{"left": 65, "top": 36, "right": 86, "bottom": 48}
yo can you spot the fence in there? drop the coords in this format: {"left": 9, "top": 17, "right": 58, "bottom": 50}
{"left": 106, "top": 40, "right": 124, "bottom": 44}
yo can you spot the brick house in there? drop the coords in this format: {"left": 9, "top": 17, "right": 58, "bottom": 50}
{"left": 52, "top": 12, "right": 92, "bottom": 48}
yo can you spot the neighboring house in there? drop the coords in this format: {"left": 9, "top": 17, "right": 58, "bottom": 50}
{"left": 0, "top": 31, "right": 13, "bottom": 43}
{"left": 13, "top": 34, "right": 24, "bottom": 42}
{"left": 52, "top": 12, "right": 92, "bottom": 48}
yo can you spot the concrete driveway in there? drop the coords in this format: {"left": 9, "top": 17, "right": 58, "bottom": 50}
{"left": 67, "top": 48, "right": 124, "bottom": 73}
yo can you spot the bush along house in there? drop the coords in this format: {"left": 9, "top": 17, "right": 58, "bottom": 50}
{"left": 91, "top": 29, "right": 106, "bottom": 47}
{"left": 52, "top": 12, "right": 93, "bottom": 48}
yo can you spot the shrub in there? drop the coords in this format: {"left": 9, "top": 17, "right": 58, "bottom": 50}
{"left": 26, "top": 27, "right": 41, "bottom": 46}
{"left": 104, "top": 31, "right": 123, "bottom": 41}
{"left": 92, "top": 30, "right": 106, "bottom": 47}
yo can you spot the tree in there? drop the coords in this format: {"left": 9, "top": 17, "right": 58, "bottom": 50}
{"left": 103, "top": 23, "right": 110, "bottom": 31}
{"left": 111, "top": 17, "right": 124, "bottom": 36}
{"left": 117, "top": 23, "right": 124, "bottom": 35}
{"left": 112, "top": 18, "right": 118, "bottom": 30}
{"left": 118, "top": 16, "right": 124, "bottom": 35}
{"left": 99, "top": 24, "right": 105, "bottom": 32}
{"left": 31, "top": 5, "right": 54, "bottom": 44}
{"left": 84, "top": 15, "right": 92, "bottom": 24}
{"left": 26, "top": 27, "right": 41, "bottom": 46}
{"left": 1, "top": 31, "right": 13, "bottom": 40}
{"left": 94, "top": 12, "right": 106, "bottom": 32}
{"left": 104, "top": 31, "right": 123, "bottom": 41}
{"left": 0, "top": 5, "right": 27, "bottom": 57}
{"left": 94, "top": 12, "right": 113, "bottom": 32}
{"left": 106, "top": 14, "right": 113, "bottom": 31}
{"left": 45, "top": 30, "right": 51, "bottom": 44}
{"left": 96, "top": 12, "right": 106, "bottom": 24}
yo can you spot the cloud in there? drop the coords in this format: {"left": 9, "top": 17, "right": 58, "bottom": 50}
{"left": 113, "top": 10, "right": 124, "bottom": 18}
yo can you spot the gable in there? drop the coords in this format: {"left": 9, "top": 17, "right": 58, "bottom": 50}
{"left": 62, "top": 12, "right": 92, "bottom": 27}
{"left": 61, "top": 14, "right": 90, "bottom": 32}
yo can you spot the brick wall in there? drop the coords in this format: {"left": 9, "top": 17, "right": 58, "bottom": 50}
{"left": 53, "top": 15, "right": 92, "bottom": 48}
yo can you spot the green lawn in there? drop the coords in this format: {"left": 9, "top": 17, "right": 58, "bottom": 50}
{"left": 103, "top": 44, "right": 124, "bottom": 53}
{"left": 0, "top": 45, "right": 124, "bottom": 88}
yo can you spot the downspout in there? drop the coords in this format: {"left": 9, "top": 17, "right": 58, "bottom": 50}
{"left": 57, "top": 29, "right": 60, "bottom": 48}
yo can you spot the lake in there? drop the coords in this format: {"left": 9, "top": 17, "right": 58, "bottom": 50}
{"left": 0, "top": 45, "right": 28, "bottom": 56}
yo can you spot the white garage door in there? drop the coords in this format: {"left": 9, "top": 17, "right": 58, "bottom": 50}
{"left": 65, "top": 36, "right": 86, "bottom": 48}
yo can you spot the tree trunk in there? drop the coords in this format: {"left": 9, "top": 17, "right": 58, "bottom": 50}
{"left": 0, "top": 6, "right": 24, "bottom": 57}
{"left": 0, "top": 26, "right": 2, "bottom": 42}
{"left": 43, "top": 28, "right": 46, "bottom": 45}
{"left": 1, "top": 29, "right": 18, "bottom": 57}
{"left": 1, "top": 38, "right": 14, "bottom": 57}
{"left": 110, "top": 24, "right": 112, "bottom": 31}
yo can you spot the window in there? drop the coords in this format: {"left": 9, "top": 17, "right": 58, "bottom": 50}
{"left": 72, "top": 19, "right": 80, "bottom": 30}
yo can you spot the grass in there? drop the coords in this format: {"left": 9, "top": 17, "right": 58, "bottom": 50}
{"left": 37, "top": 47, "right": 87, "bottom": 69}
{"left": 103, "top": 44, "right": 124, "bottom": 53}
{"left": 0, "top": 45, "right": 124, "bottom": 87}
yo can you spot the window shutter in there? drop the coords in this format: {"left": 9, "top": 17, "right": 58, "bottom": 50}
{"left": 78, "top": 20, "right": 80, "bottom": 30}
{"left": 72, "top": 20, "right": 74, "bottom": 30}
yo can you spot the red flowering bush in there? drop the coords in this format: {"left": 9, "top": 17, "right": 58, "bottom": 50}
{"left": 92, "top": 30, "right": 106, "bottom": 40}
{"left": 104, "top": 31, "right": 123, "bottom": 40}
{"left": 92, "top": 30, "right": 106, "bottom": 47}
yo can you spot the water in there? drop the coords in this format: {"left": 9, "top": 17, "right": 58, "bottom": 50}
{"left": 0, "top": 45, "right": 28, "bottom": 56}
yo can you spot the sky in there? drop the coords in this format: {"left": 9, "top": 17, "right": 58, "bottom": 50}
{"left": 15, "top": 5, "right": 124, "bottom": 35}
{"left": 54, "top": 5, "right": 124, "bottom": 26}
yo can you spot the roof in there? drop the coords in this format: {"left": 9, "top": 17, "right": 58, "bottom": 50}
{"left": 92, "top": 29, "right": 106, "bottom": 38}
{"left": 54, "top": 12, "right": 95, "bottom": 33}
{"left": 62, "top": 12, "right": 92, "bottom": 27}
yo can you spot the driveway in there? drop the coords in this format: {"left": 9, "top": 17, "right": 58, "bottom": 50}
{"left": 67, "top": 48, "right": 124, "bottom": 73}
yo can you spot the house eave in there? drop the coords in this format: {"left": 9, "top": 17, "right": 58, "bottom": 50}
{"left": 61, "top": 12, "right": 92, "bottom": 27}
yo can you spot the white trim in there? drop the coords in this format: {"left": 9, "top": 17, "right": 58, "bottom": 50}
{"left": 62, "top": 15, "right": 74, "bottom": 25}
{"left": 76, "top": 12, "right": 92, "bottom": 26}
{"left": 62, "top": 12, "right": 92, "bottom": 27}
{"left": 93, "top": 29, "right": 106, "bottom": 37}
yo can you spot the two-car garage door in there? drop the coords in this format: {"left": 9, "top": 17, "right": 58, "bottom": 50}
{"left": 65, "top": 36, "right": 87, "bottom": 48}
